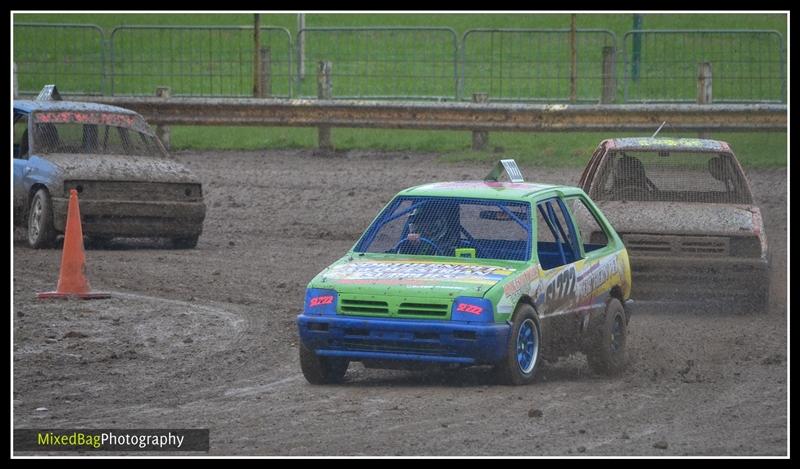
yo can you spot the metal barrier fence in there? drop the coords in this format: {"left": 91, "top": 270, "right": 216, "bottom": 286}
{"left": 623, "top": 30, "right": 786, "bottom": 103}
{"left": 294, "top": 27, "right": 459, "bottom": 100}
{"left": 12, "top": 23, "right": 788, "bottom": 103}
{"left": 61, "top": 96, "right": 788, "bottom": 132}
{"left": 110, "top": 26, "right": 293, "bottom": 97}
{"left": 13, "top": 23, "right": 107, "bottom": 95}
{"left": 460, "top": 29, "right": 617, "bottom": 103}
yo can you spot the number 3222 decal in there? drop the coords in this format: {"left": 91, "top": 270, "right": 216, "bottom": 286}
{"left": 543, "top": 266, "right": 576, "bottom": 315}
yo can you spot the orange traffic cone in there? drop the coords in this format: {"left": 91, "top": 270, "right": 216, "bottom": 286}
{"left": 37, "top": 189, "right": 111, "bottom": 300}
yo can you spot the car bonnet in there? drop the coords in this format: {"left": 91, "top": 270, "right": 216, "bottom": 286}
{"left": 311, "top": 255, "right": 522, "bottom": 298}
{"left": 40, "top": 153, "right": 200, "bottom": 185}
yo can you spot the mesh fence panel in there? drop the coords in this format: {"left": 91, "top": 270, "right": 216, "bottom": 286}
{"left": 14, "top": 23, "right": 107, "bottom": 95}
{"left": 461, "top": 29, "right": 617, "bottom": 102}
{"left": 356, "top": 196, "right": 531, "bottom": 261}
{"left": 590, "top": 151, "right": 753, "bottom": 204}
{"left": 623, "top": 30, "right": 786, "bottom": 103}
{"left": 110, "top": 26, "right": 292, "bottom": 97}
{"left": 14, "top": 23, "right": 786, "bottom": 103}
{"left": 295, "top": 28, "right": 459, "bottom": 100}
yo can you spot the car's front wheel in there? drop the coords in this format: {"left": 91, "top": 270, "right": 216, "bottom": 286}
{"left": 299, "top": 343, "right": 349, "bottom": 384}
{"left": 586, "top": 298, "right": 628, "bottom": 375}
{"left": 494, "top": 303, "right": 541, "bottom": 385}
{"left": 27, "top": 188, "right": 56, "bottom": 249}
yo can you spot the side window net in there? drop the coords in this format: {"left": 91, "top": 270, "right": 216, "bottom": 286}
{"left": 536, "top": 198, "right": 579, "bottom": 270}
{"left": 568, "top": 197, "right": 610, "bottom": 254}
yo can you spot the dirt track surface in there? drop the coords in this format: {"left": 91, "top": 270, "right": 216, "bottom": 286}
{"left": 13, "top": 150, "right": 787, "bottom": 456}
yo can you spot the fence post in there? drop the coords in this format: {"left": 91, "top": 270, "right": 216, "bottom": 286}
{"left": 317, "top": 61, "right": 333, "bottom": 152}
{"left": 631, "top": 14, "right": 644, "bottom": 82}
{"left": 155, "top": 87, "right": 172, "bottom": 150}
{"left": 253, "top": 14, "right": 262, "bottom": 97}
{"left": 259, "top": 47, "right": 272, "bottom": 98}
{"left": 297, "top": 14, "right": 306, "bottom": 81}
{"left": 570, "top": 14, "right": 578, "bottom": 103}
{"left": 472, "top": 93, "right": 489, "bottom": 151}
{"left": 697, "top": 62, "right": 712, "bottom": 138}
{"left": 601, "top": 47, "right": 616, "bottom": 104}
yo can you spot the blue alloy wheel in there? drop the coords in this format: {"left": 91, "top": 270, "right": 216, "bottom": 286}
{"left": 517, "top": 318, "right": 538, "bottom": 374}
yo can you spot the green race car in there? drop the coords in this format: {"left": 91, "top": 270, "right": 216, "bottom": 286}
{"left": 297, "top": 160, "right": 633, "bottom": 385}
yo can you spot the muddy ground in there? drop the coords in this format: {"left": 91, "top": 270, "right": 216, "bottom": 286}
{"left": 13, "top": 150, "right": 787, "bottom": 456}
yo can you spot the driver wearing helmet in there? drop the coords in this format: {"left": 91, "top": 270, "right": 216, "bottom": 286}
{"left": 611, "top": 153, "right": 650, "bottom": 199}
{"left": 402, "top": 201, "right": 461, "bottom": 256}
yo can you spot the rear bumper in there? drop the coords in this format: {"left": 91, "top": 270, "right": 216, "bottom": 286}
{"left": 297, "top": 314, "right": 510, "bottom": 365}
{"left": 630, "top": 255, "right": 769, "bottom": 301}
{"left": 53, "top": 197, "right": 206, "bottom": 237}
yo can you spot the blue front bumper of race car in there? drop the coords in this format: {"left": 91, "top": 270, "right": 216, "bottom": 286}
{"left": 297, "top": 314, "right": 511, "bottom": 365}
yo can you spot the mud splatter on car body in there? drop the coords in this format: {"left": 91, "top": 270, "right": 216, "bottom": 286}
{"left": 13, "top": 98, "right": 206, "bottom": 248}
{"left": 579, "top": 138, "right": 769, "bottom": 310}
{"left": 297, "top": 167, "right": 634, "bottom": 385}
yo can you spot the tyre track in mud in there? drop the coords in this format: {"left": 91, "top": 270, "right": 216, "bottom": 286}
{"left": 13, "top": 150, "right": 786, "bottom": 455}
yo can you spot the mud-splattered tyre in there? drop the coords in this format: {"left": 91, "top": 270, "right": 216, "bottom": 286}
{"left": 757, "top": 251, "right": 772, "bottom": 314}
{"left": 299, "top": 343, "right": 349, "bottom": 385}
{"left": 27, "top": 188, "right": 56, "bottom": 249}
{"left": 494, "top": 303, "right": 541, "bottom": 385}
{"left": 172, "top": 235, "right": 199, "bottom": 249}
{"left": 587, "top": 299, "right": 628, "bottom": 376}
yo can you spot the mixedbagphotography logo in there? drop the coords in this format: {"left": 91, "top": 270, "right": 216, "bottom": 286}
{"left": 14, "top": 429, "right": 209, "bottom": 452}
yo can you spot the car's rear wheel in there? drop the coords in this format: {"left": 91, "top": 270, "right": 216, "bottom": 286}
{"left": 586, "top": 298, "right": 628, "bottom": 375}
{"left": 172, "top": 235, "right": 199, "bottom": 249}
{"left": 27, "top": 188, "right": 56, "bottom": 249}
{"left": 494, "top": 303, "right": 541, "bottom": 385}
{"left": 299, "top": 343, "right": 349, "bottom": 385}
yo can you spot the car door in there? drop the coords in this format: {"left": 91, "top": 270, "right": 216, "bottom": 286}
{"left": 533, "top": 195, "right": 582, "bottom": 356}
{"left": 563, "top": 194, "right": 621, "bottom": 338}
{"left": 13, "top": 111, "right": 30, "bottom": 225}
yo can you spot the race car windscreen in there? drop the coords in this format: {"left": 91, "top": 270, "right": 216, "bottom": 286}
{"left": 592, "top": 151, "right": 753, "bottom": 204}
{"left": 30, "top": 112, "right": 165, "bottom": 157}
{"left": 354, "top": 196, "right": 532, "bottom": 261}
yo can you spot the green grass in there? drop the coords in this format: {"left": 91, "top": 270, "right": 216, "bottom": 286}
{"left": 14, "top": 13, "right": 787, "bottom": 166}
{"left": 169, "top": 127, "right": 787, "bottom": 169}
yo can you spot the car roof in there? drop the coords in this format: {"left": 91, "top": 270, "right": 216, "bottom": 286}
{"left": 605, "top": 137, "right": 731, "bottom": 153}
{"left": 14, "top": 99, "right": 141, "bottom": 116}
{"left": 398, "top": 181, "right": 583, "bottom": 201}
